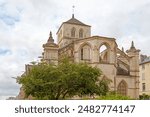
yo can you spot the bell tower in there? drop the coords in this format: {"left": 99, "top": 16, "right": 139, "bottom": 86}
{"left": 56, "top": 14, "right": 91, "bottom": 48}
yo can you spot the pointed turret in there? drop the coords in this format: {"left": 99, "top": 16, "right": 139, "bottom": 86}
{"left": 43, "top": 31, "right": 58, "bottom": 48}
{"left": 42, "top": 31, "right": 58, "bottom": 65}
{"left": 126, "top": 41, "right": 140, "bottom": 98}
{"left": 126, "top": 41, "right": 140, "bottom": 53}
{"left": 129, "top": 41, "right": 136, "bottom": 50}
{"left": 47, "top": 31, "right": 54, "bottom": 43}
{"left": 126, "top": 41, "right": 140, "bottom": 57}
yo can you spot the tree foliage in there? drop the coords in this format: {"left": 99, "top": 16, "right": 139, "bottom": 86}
{"left": 98, "top": 92, "right": 132, "bottom": 100}
{"left": 18, "top": 58, "right": 110, "bottom": 99}
{"left": 139, "top": 94, "right": 150, "bottom": 100}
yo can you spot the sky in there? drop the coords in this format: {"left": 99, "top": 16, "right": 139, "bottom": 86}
{"left": 0, "top": 0, "right": 150, "bottom": 99}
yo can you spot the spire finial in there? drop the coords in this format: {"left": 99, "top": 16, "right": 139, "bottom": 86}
{"left": 47, "top": 31, "right": 54, "bottom": 43}
{"left": 72, "top": 5, "right": 75, "bottom": 18}
{"left": 122, "top": 47, "right": 124, "bottom": 52}
{"left": 131, "top": 41, "right": 135, "bottom": 48}
{"left": 50, "top": 31, "right": 52, "bottom": 38}
{"left": 131, "top": 41, "right": 134, "bottom": 47}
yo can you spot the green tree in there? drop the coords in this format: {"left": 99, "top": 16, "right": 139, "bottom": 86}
{"left": 18, "top": 58, "right": 110, "bottom": 99}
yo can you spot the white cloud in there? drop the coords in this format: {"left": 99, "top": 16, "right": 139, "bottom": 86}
{"left": 0, "top": 0, "right": 150, "bottom": 99}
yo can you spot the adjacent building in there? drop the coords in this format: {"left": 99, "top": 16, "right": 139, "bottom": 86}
{"left": 139, "top": 55, "right": 150, "bottom": 95}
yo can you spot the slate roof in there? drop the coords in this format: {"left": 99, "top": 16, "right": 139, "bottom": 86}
{"left": 140, "top": 57, "right": 150, "bottom": 65}
{"left": 57, "top": 14, "right": 90, "bottom": 34}
{"left": 64, "top": 14, "right": 90, "bottom": 27}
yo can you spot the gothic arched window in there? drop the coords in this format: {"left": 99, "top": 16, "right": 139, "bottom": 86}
{"left": 80, "top": 44, "right": 91, "bottom": 61}
{"left": 99, "top": 43, "right": 110, "bottom": 63}
{"left": 79, "top": 28, "right": 83, "bottom": 38}
{"left": 71, "top": 27, "right": 76, "bottom": 37}
{"left": 117, "top": 80, "right": 127, "bottom": 96}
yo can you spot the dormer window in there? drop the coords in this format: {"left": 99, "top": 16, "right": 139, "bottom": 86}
{"left": 71, "top": 27, "right": 76, "bottom": 37}
{"left": 79, "top": 28, "right": 83, "bottom": 38}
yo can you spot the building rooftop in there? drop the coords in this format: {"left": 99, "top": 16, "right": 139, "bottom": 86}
{"left": 64, "top": 14, "right": 90, "bottom": 27}
{"left": 56, "top": 14, "right": 90, "bottom": 34}
{"left": 140, "top": 56, "right": 150, "bottom": 65}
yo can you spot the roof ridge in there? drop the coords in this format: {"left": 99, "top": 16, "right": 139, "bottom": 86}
{"left": 64, "top": 16, "right": 90, "bottom": 26}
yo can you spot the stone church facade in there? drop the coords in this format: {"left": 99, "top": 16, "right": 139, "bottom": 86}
{"left": 17, "top": 15, "right": 140, "bottom": 99}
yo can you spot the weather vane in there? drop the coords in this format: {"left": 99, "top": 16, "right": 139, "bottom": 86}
{"left": 72, "top": 5, "right": 75, "bottom": 17}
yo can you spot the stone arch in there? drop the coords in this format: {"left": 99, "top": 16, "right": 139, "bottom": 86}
{"left": 117, "top": 80, "right": 128, "bottom": 96}
{"left": 71, "top": 27, "right": 76, "bottom": 37}
{"left": 79, "top": 28, "right": 83, "bottom": 38}
{"left": 78, "top": 42, "right": 92, "bottom": 62}
{"left": 99, "top": 42, "right": 111, "bottom": 63}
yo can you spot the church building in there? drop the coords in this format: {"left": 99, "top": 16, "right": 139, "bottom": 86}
{"left": 18, "top": 14, "right": 140, "bottom": 99}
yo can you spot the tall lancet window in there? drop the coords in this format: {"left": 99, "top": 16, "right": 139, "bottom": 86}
{"left": 117, "top": 80, "right": 127, "bottom": 96}
{"left": 79, "top": 28, "right": 83, "bottom": 38}
{"left": 71, "top": 27, "right": 76, "bottom": 37}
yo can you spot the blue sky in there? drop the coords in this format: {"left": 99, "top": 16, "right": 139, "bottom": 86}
{"left": 0, "top": 1, "right": 20, "bottom": 25}
{"left": 0, "top": 48, "right": 11, "bottom": 55}
{"left": 0, "top": 0, "right": 150, "bottom": 99}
